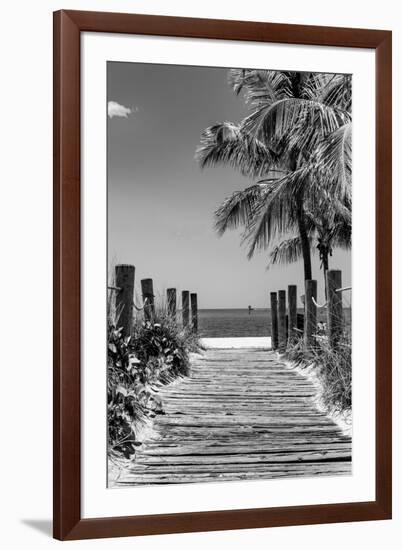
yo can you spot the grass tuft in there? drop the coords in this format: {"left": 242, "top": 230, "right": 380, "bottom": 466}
{"left": 286, "top": 328, "right": 351, "bottom": 414}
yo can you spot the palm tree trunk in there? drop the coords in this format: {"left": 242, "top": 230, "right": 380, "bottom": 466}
{"left": 290, "top": 145, "right": 312, "bottom": 282}
{"left": 296, "top": 200, "right": 312, "bottom": 281}
{"left": 322, "top": 250, "right": 329, "bottom": 300}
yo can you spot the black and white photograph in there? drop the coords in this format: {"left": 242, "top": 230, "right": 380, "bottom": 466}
{"left": 1, "top": 0, "right": 396, "bottom": 545}
{"left": 107, "top": 61, "right": 352, "bottom": 487}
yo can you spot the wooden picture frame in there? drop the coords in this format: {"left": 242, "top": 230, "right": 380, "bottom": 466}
{"left": 53, "top": 9, "right": 392, "bottom": 541}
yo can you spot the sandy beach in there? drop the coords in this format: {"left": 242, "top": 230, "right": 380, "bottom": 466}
{"left": 201, "top": 337, "right": 272, "bottom": 349}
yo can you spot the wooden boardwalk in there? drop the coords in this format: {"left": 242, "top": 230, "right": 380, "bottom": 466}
{"left": 118, "top": 348, "right": 351, "bottom": 485}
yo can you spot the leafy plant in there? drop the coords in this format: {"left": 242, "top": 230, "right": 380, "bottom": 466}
{"left": 107, "top": 325, "right": 144, "bottom": 459}
{"left": 107, "top": 304, "right": 199, "bottom": 461}
{"left": 131, "top": 314, "right": 197, "bottom": 383}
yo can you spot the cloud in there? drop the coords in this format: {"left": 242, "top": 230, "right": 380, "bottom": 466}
{"left": 108, "top": 101, "right": 134, "bottom": 119}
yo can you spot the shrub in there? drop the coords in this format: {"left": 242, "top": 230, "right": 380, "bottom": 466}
{"left": 131, "top": 311, "right": 199, "bottom": 383}
{"left": 107, "top": 325, "right": 147, "bottom": 460}
{"left": 107, "top": 305, "right": 199, "bottom": 461}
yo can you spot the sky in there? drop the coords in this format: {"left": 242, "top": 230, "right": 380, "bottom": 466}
{"left": 107, "top": 62, "right": 351, "bottom": 309}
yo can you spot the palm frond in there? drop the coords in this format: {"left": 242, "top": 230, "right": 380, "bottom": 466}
{"left": 303, "top": 183, "right": 352, "bottom": 229}
{"left": 228, "top": 69, "right": 291, "bottom": 102}
{"left": 214, "top": 184, "right": 269, "bottom": 236}
{"left": 333, "top": 222, "right": 352, "bottom": 249}
{"left": 242, "top": 97, "right": 349, "bottom": 149}
{"left": 244, "top": 172, "right": 302, "bottom": 258}
{"left": 228, "top": 69, "right": 251, "bottom": 96}
{"left": 300, "top": 73, "right": 351, "bottom": 109}
{"left": 195, "top": 121, "right": 280, "bottom": 178}
{"left": 318, "top": 74, "right": 352, "bottom": 111}
{"left": 268, "top": 236, "right": 308, "bottom": 267}
{"left": 313, "top": 122, "right": 352, "bottom": 199}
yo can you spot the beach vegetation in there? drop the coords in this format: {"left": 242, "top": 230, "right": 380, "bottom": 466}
{"left": 108, "top": 303, "right": 199, "bottom": 462}
{"left": 286, "top": 327, "right": 352, "bottom": 414}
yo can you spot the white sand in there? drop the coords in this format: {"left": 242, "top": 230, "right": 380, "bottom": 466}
{"left": 284, "top": 359, "right": 352, "bottom": 437}
{"left": 201, "top": 337, "right": 271, "bottom": 349}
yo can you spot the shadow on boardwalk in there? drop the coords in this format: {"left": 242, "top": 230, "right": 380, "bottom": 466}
{"left": 117, "top": 348, "right": 351, "bottom": 485}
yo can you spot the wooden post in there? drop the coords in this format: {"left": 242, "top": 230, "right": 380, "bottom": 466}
{"left": 182, "top": 290, "right": 190, "bottom": 328}
{"left": 167, "top": 288, "right": 176, "bottom": 318}
{"left": 190, "top": 293, "right": 198, "bottom": 332}
{"left": 327, "top": 270, "right": 343, "bottom": 347}
{"left": 288, "top": 285, "right": 297, "bottom": 344}
{"left": 278, "top": 290, "right": 287, "bottom": 352}
{"left": 115, "top": 264, "right": 135, "bottom": 336}
{"left": 270, "top": 292, "right": 278, "bottom": 350}
{"left": 297, "top": 313, "right": 304, "bottom": 332}
{"left": 304, "top": 280, "right": 317, "bottom": 349}
{"left": 286, "top": 314, "right": 289, "bottom": 342}
{"left": 141, "top": 278, "right": 155, "bottom": 321}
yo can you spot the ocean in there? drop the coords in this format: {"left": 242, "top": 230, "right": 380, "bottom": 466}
{"left": 198, "top": 308, "right": 352, "bottom": 338}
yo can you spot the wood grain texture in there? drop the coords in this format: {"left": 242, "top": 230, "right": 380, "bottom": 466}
{"left": 304, "top": 280, "right": 317, "bottom": 349}
{"left": 270, "top": 292, "right": 278, "bottom": 349}
{"left": 115, "top": 265, "right": 135, "bottom": 336}
{"left": 278, "top": 291, "right": 287, "bottom": 352}
{"left": 288, "top": 285, "right": 298, "bottom": 343}
{"left": 53, "top": 10, "right": 81, "bottom": 540}
{"left": 117, "top": 349, "right": 351, "bottom": 486}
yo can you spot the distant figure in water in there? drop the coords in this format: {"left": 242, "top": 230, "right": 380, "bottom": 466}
{"left": 248, "top": 305, "right": 254, "bottom": 315}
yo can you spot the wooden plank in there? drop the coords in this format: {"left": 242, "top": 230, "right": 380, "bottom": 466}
{"left": 135, "top": 450, "right": 351, "bottom": 464}
{"left": 155, "top": 416, "right": 337, "bottom": 426}
{"left": 118, "top": 463, "right": 352, "bottom": 485}
{"left": 117, "top": 348, "right": 351, "bottom": 485}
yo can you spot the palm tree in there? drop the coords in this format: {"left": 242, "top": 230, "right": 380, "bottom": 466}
{"left": 196, "top": 69, "right": 351, "bottom": 282}
{"left": 266, "top": 116, "right": 352, "bottom": 295}
{"left": 268, "top": 195, "right": 351, "bottom": 298}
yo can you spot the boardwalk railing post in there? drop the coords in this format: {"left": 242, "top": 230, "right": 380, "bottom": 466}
{"left": 190, "top": 293, "right": 198, "bottom": 333}
{"left": 278, "top": 290, "right": 287, "bottom": 352}
{"left": 141, "top": 278, "right": 155, "bottom": 321}
{"left": 304, "top": 280, "right": 317, "bottom": 350}
{"left": 288, "top": 285, "right": 297, "bottom": 344}
{"left": 115, "top": 264, "right": 135, "bottom": 336}
{"left": 167, "top": 288, "right": 176, "bottom": 318}
{"left": 182, "top": 290, "right": 190, "bottom": 329}
{"left": 327, "top": 270, "right": 343, "bottom": 347}
{"left": 270, "top": 292, "right": 278, "bottom": 350}
{"left": 297, "top": 313, "right": 305, "bottom": 333}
